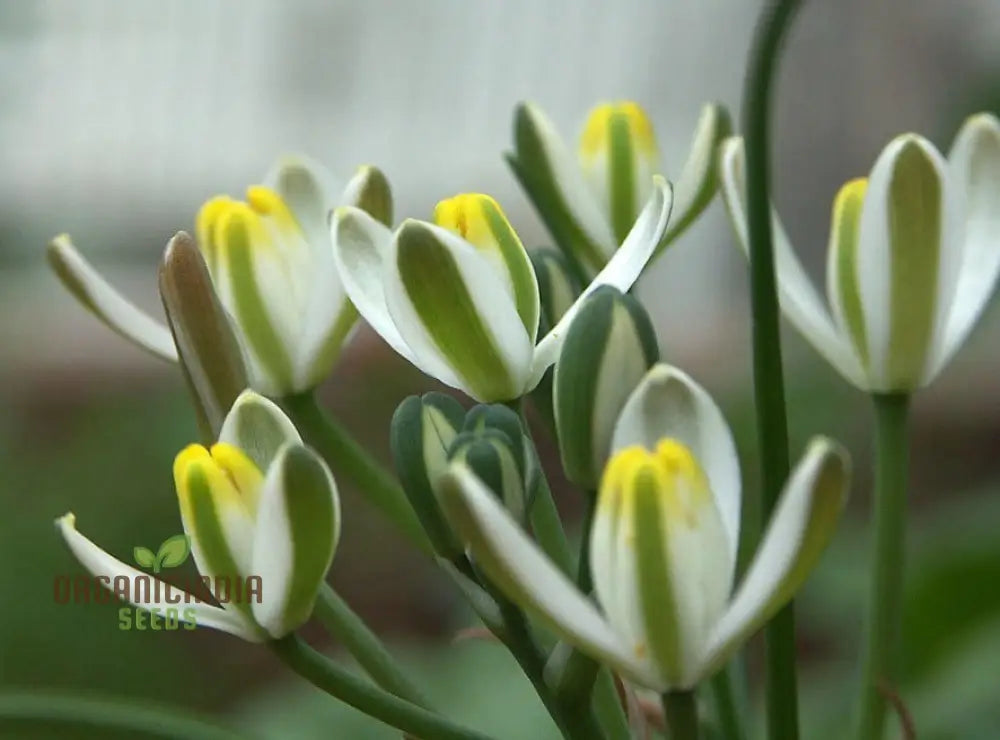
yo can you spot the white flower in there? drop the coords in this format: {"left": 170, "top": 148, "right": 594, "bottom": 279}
{"left": 439, "top": 364, "right": 849, "bottom": 690}
{"left": 719, "top": 113, "right": 1000, "bottom": 392}
{"left": 47, "top": 157, "right": 392, "bottom": 395}
{"left": 509, "top": 101, "right": 730, "bottom": 276}
{"left": 330, "top": 181, "right": 673, "bottom": 403}
{"left": 57, "top": 391, "right": 341, "bottom": 641}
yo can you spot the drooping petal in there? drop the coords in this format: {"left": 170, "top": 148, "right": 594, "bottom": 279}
{"left": 331, "top": 207, "right": 430, "bottom": 368}
{"left": 434, "top": 193, "right": 540, "bottom": 342}
{"left": 438, "top": 464, "right": 653, "bottom": 685}
{"left": 595, "top": 442, "right": 732, "bottom": 689}
{"left": 56, "top": 513, "right": 262, "bottom": 641}
{"left": 173, "top": 444, "right": 259, "bottom": 616}
{"left": 855, "top": 134, "right": 958, "bottom": 391}
{"left": 658, "top": 103, "right": 733, "bottom": 250}
{"left": 46, "top": 235, "right": 178, "bottom": 362}
{"left": 218, "top": 390, "right": 301, "bottom": 472}
{"left": 718, "top": 138, "right": 867, "bottom": 388}
{"left": 510, "top": 102, "right": 619, "bottom": 274}
{"left": 609, "top": 363, "right": 741, "bottom": 581}
{"left": 385, "top": 220, "right": 533, "bottom": 401}
{"left": 529, "top": 176, "right": 673, "bottom": 391}
{"left": 702, "top": 437, "right": 849, "bottom": 676}
{"left": 932, "top": 113, "right": 1000, "bottom": 374}
{"left": 250, "top": 444, "right": 340, "bottom": 638}
{"left": 578, "top": 102, "right": 662, "bottom": 244}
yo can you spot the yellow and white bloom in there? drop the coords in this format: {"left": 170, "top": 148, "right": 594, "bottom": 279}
{"left": 720, "top": 113, "right": 1000, "bottom": 393}
{"left": 57, "top": 390, "right": 341, "bottom": 641}
{"left": 331, "top": 180, "right": 673, "bottom": 403}
{"left": 508, "top": 101, "right": 730, "bottom": 276}
{"left": 47, "top": 157, "right": 392, "bottom": 396}
{"left": 440, "top": 364, "right": 849, "bottom": 690}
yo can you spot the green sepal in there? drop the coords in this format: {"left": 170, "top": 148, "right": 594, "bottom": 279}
{"left": 449, "top": 429, "right": 527, "bottom": 522}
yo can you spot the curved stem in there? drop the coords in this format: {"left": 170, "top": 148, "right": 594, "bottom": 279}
{"left": 0, "top": 691, "right": 242, "bottom": 740}
{"left": 662, "top": 691, "right": 699, "bottom": 740}
{"left": 856, "top": 393, "right": 910, "bottom": 740}
{"left": 283, "top": 392, "right": 431, "bottom": 554}
{"left": 741, "top": 1, "right": 803, "bottom": 738}
{"left": 314, "top": 583, "right": 429, "bottom": 707}
{"left": 270, "top": 635, "right": 492, "bottom": 740}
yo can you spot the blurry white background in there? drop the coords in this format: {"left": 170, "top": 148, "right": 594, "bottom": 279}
{"left": 1, "top": 0, "right": 998, "bottom": 395}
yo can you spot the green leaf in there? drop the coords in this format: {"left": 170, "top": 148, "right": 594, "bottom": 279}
{"left": 132, "top": 546, "right": 156, "bottom": 569}
{"left": 156, "top": 534, "right": 191, "bottom": 570}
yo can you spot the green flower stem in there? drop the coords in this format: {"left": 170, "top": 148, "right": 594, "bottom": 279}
{"left": 742, "top": 1, "right": 803, "bottom": 738}
{"left": 577, "top": 493, "right": 596, "bottom": 593}
{"left": 270, "top": 635, "right": 491, "bottom": 740}
{"left": 490, "top": 595, "right": 604, "bottom": 740}
{"left": 856, "top": 393, "right": 910, "bottom": 740}
{"left": 0, "top": 691, "right": 242, "bottom": 740}
{"left": 314, "top": 583, "right": 429, "bottom": 707}
{"left": 709, "top": 666, "right": 746, "bottom": 740}
{"left": 283, "top": 392, "right": 431, "bottom": 554}
{"left": 662, "top": 690, "right": 699, "bottom": 740}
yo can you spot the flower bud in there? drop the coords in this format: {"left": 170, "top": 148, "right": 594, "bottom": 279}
{"left": 389, "top": 393, "right": 467, "bottom": 559}
{"left": 554, "top": 286, "right": 659, "bottom": 488}
{"left": 342, "top": 165, "right": 394, "bottom": 227}
{"left": 530, "top": 247, "right": 581, "bottom": 334}
{"left": 449, "top": 411, "right": 529, "bottom": 521}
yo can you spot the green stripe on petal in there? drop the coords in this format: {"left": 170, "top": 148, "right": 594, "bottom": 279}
{"left": 633, "top": 464, "right": 683, "bottom": 685}
{"left": 252, "top": 445, "right": 340, "bottom": 637}
{"left": 218, "top": 390, "right": 301, "bottom": 472}
{"left": 216, "top": 208, "right": 296, "bottom": 393}
{"left": 608, "top": 111, "right": 638, "bottom": 244}
{"left": 175, "top": 451, "right": 256, "bottom": 621}
{"left": 885, "top": 140, "right": 943, "bottom": 388}
{"left": 828, "top": 179, "right": 871, "bottom": 368}
{"left": 481, "top": 199, "right": 540, "bottom": 341}
{"left": 394, "top": 223, "right": 523, "bottom": 401}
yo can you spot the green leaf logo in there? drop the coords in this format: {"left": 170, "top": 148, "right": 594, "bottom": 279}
{"left": 133, "top": 546, "right": 156, "bottom": 569}
{"left": 132, "top": 535, "right": 190, "bottom": 573}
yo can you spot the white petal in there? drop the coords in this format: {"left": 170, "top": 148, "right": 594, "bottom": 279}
{"left": 384, "top": 220, "right": 532, "bottom": 400}
{"left": 609, "top": 363, "right": 742, "bottom": 574}
{"left": 702, "top": 437, "right": 848, "bottom": 673}
{"left": 250, "top": 444, "right": 340, "bottom": 638}
{"left": 47, "top": 236, "right": 178, "bottom": 362}
{"left": 439, "top": 464, "right": 656, "bottom": 686}
{"left": 56, "top": 513, "right": 261, "bottom": 641}
{"left": 218, "top": 390, "right": 301, "bottom": 471}
{"left": 331, "top": 207, "right": 426, "bottom": 365}
{"left": 662, "top": 103, "right": 729, "bottom": 243}
{"left": 529, "top": 176, "right": 673, "bottom": 390}
{"left": 520, "top": 102, "right": 618, "bottom": 260}
{"left": 933, "top": 114, "right": 1000, "bottom": 374}
{"left": 265, "top": 154, "right": 338, "bottom": 247}
{"left": 718, "top": 139, "right": 867, "bottom": 388}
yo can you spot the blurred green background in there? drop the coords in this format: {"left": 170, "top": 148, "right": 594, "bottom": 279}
{"left": 2, "top": 1, "right": 999, "bottom": 738}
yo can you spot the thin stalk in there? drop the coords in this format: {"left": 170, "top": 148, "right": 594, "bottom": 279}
{"left": 710, "top": 666, "right": 746, "bottom": 740}
{"left": 577, "top": 493, "right": 596, "bottom": 593}
{"left": 283, "top": 392, "right": 431, "bottom": 554}
{"left": 270, "top": 635, "right": 491, "bottom": 740}
{"left": 314, "top": 583, "right": 429, "bottom": 706}
{"left": 662, "top": 691, "right": 699, "bottom": 740}
{"left": 0, "top": 691, "right": 243, "bottom": 740}
{"left": 855, "top": 393, "right": 910, "bottom": 740}
{"left": 742, "top": 1, "right": 803, "bottom": 738}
